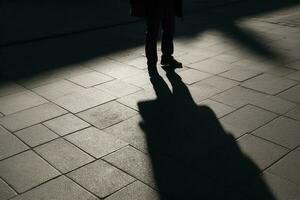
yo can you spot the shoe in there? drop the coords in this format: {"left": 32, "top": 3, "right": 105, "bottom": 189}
{"left": 160, "top": 56, "right": 182, "bottom": 68}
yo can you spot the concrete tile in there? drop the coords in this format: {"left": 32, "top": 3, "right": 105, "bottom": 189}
{"left": 221, "top": 105, "right": 277, "bottom": 134}
{"left": 67, "top": 71, "right": 113, "bottom": 88}
{"left": 126, "top": 56, "right": 148, "bottom": 69}
{"left": 285, "top": 71, "right": 300, "bottom": 81}
{"left": 117, "top": 89, "right": 156, "bottom": 111}
{"left": 18, "top": 72, "right": 62, "bottom": 89}
{"left": 237, "top": 135, "right": 288, "bottom": 170}
{"left": 253, "top": 117, "right": 300, "bottom": 149}
{"left": 285, "top": 60, "right": 300, "bottom": 70}
{"left": 0, "top": 113, "right": 3, "bottom": 118}
{"left": 285, "top": 106, "right": 300, "bottom": 121}
{"left": 15, "top": 124, "right": 58, "bottom": 147}
{"left": 188, "top": 59, "right": 233, "bottom": 75}
{"left": 52, "top": 88, "right": 115, "bottom": 113}
{"left": 103, "top": 146, "right": 155, "bottom": 188}
{"left": 195, "top": 75, "right": 239, "bottom": 93}
{"left": 278, "top": 84, "right": 300, "bottom": 104}
{"left": 11, "top": 176, "right": 98, "bottom": 200}
{"left": 0, "top": 82, "right": 26, "bottom": 98}
{"left": 94, "top": 80, "right": 141, "bottom": 98}
{"left": 35, "top": 139, "right": 94, "bottom": 173}
{"left": 106, "top": 181, "right": 160, "bottom": 200}
{"left": 67, "top": 160, "right": 135, "bottom": 198}
{"left": 0, "top": 151, "right": 60, "bottom": 193}
{"left": 33, "top": 80, "right": 84, "bottom": 100}
{"left": 177, "top": 69, "right": 212, "bottom": 85}
{"left": 104, "top": 116, "right": 147, "bottom": 153}
{"left": 213, "top": 54, "right": 241, "bottom": 63}
{"left": 91, "top": 60, "right": 143, "bottom": 79}
{"left": 219, "top": 66, "right": 262, "bottom": 82}
{"left": 121, "top": 71, "right": 152, "bottom": 88}
{"left": 0, "top": 126, "right": 28, "bottom": 160}
{"left": 49, "top": 65, "right": 93, "bottom": 79}
{"left": 0, "top": 103, "right": 67, "bottom": 132}
{"left": 252, "top": 172, "right": 300, "bottom": 200}
{"left": 212, "top": 86, "right": 297, "bottom": 114}
{"left": 242, "top": 74, "right": 297, "bottom": 95}
{"left": 268, "top": 147, "right": 300, "bottom": 185}
{"left": 0, "top": 91, "right": 48, "bottom": 115}
{"left": 65, "top": 127, "right": 127, "bottom": 158}
{"left": 77, "top": 101, "right": 137, "bottom": 130}
{"left": 0, "top": 178, "right": 16, "bottom": 200}
{"left": 198, "top": 99, "right": 235, "bottom": 118}
{"left": 177, "top": 52, "right": 208, "bottom": 65}
{"left": 82, "top": 56, "right": 116, "bottom": 69}
{"left": 43, "top": 113, "right": 90, "bottom": 136}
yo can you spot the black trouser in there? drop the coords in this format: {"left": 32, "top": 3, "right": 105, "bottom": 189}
{"left": 146, "top": 14, "right": 175, "bottom": 66}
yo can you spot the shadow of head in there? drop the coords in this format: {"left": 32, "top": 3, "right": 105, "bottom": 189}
{"left": 137, "top": 69, "right": 276, "bottom": 199}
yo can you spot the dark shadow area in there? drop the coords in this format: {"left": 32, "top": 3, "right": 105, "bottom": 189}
{"left": 138, "top": 68, "right": 275, "bottom": 199}
{"left": 0, "top": 0, "right": 299, "bottom": 82}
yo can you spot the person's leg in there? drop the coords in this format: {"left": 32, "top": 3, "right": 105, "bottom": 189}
{"left": 146, "top": 17, "right": 160, "bottom": 67}
{"left": 161, "top": 15, "right": 182, "bottom": 67}
{"left": 161, "top": 14, "right": 175, "bottom": 60}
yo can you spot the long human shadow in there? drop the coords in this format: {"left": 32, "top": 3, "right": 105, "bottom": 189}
{"left": 137, "top": 69, "right": 275, "bottom": 199}
{"left": 0, "top": 0, "right": 299, "bottom": 82}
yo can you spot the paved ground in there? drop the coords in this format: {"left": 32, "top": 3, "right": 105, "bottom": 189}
{"left": 0, "top": 2, "right": 300, "bottom": 200}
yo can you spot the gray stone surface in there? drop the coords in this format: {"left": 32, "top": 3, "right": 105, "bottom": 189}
{"left": 253, "top": 117, "right": 300, "bottom": 149}
{"left": 198, "top": 99, "right": 235, "bottom": 118}
{"left": 188, "top": 58, "right": 233, "bottom": 74}
{"left": 219, "top": 66, "right": 262, "bottom": 82}
{"left": 33, "top": 80, "right": 84, "bottom": 100}
{"left": 260, "top": 172, "right": 300, "bottom": 200}
{"left": 0, "top": 91, "right": 48, "bottom": 115}
{"left": 0, "top": 151, "right": 60, "bottom": 193}
{"left": 104, "top": 116, "right": 148, "bottom": 153}
{"left": 268, "top": 147, "right": 300, "bottom": 185}
{"left": 68, "top": 160, "right": 135, "bottom": 198}
{"left": 286, "top": 70, "right": 300, "bottom": 81}
{"left": 117, "top": 89, "right": 156, "bottom": 111}
{"left": 52, "top": 88, "right": 116, "bottom": 113}
{"left": 177, "top": 69, "right": 212, "bottom": 85}
{"left": 0, "top": 103, "right": 67, "bottom": 132}
{"left": 103, "top": 146, "right": 156, "bottom": 188}
{"left": 106, "top": 181, "right": 160, "bottom": 200}
{"left": 65, "top": 127, "right": 127, "bottom": 158}
{"left": 67, "top": 71, "right": 113, "bottom": 88}
{"left": 212, "top": 86, "right": 297, "bottom": 114}
{"left": 285, "top": 106, "right": 300, "bottom": 121}
{"left": 237, "top": 135, "right": 289, "bottom": 170}
{"left": 242, "top": 74, "right": 297, "bottom": 95}
{"left": 0, "top": 126, "right": 28, "bottom": 160}
{"left": 15, "top": 124, "right": 58, "bottom": 147}
{"left": 0, "top": 178, "right": 16, "bottom": 200}
{"left": 11, "top": 176, "right": 98, "bottom": 200}
{"left": 220, "top": 105, "right": 277, "bottom": 134}
{"left": 35, "top": 139, "right": 94, "bottom": 173}
{"left": 77, "top": 101, "right": 137, "bottom": 130}
{"left": 0, "top": 82, "right": 26, "bottom": 98}
{"left": 285, "top": 60, "right": 300, "bottom": 70}
{"left": 94, "top": 80, "right": 141, "bottom": 98}
{"left": 278, "top": 84, "right": 300, "bottom": 104}
{"left": 91, "top": 60, "right": 143, "bottom": 79}
{"left": 43, "top": 113, "right": 90, "bottom": 136}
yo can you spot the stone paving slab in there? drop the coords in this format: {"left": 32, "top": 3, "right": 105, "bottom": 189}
{"left": 11, "top": 176, "right": 99, "bottom": 200}
{"left": 0, "top": 126, "right": 28, "bottom": 160}
{"left": 15, "top": 124, "right": 58, "bottom": 147}
{"left": 1, "top": 3, "right": 300, "bottom": 199}
{"left": 0, "top": 150, "right": 60, "bottom": 193}
{"left": 67, "top": 160, "right": 135, "bottom": 198}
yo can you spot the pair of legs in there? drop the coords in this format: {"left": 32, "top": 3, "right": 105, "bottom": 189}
{"left": 146, "top": 14, "right": 175, "bottom": 67}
